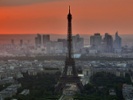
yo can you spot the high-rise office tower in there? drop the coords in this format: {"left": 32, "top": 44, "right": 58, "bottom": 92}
{"left": 37, "top": 34, "right": 41, "bottom": 46}
{"left": 103, "top": 33, "right": 113, "bottom": 52}
{"left": 90, "top": 35, "right": 94, "bottom": 46}
{"left": 55, "top": 6, "right": 83, "bottom": 93}
{"left": 58, "top": 39, "right": 67, "bottom": 53}
{"left": 72, "top": 34, "right": 84, "bottom": 53}
{"left": 35, "top": 34, "right": 41, "bottom": 47}
{"left": 35, "top": 37, "right": 38, "bottom": 47}
{"left": 43, "top": 35, "right": 50, "bottom": 46}
{"left": 114, "top": 32, "right": 122, "bottom": 53}
{"left": 90, "top": 33, "right": 102, "bottom": 50}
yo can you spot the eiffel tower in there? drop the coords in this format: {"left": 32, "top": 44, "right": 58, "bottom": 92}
{"left": 55, "top": 6, "right": 83, "bottom": 93}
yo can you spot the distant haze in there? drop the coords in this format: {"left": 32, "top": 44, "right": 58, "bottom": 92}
{"left": 0, "top": 34, "right": 132, "bottom": 47}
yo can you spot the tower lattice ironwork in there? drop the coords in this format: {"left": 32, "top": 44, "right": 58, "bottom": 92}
{"left": 55, "top": 6, "right": 83, "bottom": 93}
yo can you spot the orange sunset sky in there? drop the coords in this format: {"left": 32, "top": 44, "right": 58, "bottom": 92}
{"left": 0, "top": 0, "right": 133, "bottom": 35}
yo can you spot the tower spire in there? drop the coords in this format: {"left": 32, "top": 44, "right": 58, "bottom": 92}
{"left": 69, "top": 6, "right": 70, "bottom": 14}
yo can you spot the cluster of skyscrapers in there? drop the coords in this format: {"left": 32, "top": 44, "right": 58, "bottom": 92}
{"left": 35, "top": 34, "right": 50, "bottom": 47}
{"left": 90, "top": 32, "right": 122, "bottom": 53}
{"left": 9, "top": 32, "right": 122, "bottom": 55}
{"left": 34, "top": 32, "right": 121, "bottom": 54}
{"left": 35, "top": 34, "right": 84, "bottom": 54}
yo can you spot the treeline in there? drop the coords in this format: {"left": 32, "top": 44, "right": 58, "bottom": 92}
{"left": 5, "top": 72, "right": 61, "bottom": 100}
{"left": 74, "top": 72, "right": 132, "bottom": 100}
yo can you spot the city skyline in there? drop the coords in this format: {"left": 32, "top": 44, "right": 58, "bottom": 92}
{"left": 0, "top": 0, "right": 133, "bottom": 34}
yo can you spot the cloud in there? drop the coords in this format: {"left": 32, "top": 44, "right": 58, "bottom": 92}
{"left": 0, "top": 0, "right": 63, "bottom": 6}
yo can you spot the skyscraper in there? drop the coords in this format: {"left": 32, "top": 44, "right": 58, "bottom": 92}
{"left": 43, "top": 35, "right": 50, "bottom": 47}
{"left": 90, "top": 33, "right": 102, "bottom": 50}
{"left": 114, "top": 32, "right": 122, "bottom": 53}
{"left": 72, "top": 34, "right": 84, "bottom": 53}
{"left": 58, "top": 39, "right": 67, "bottom": 53}
{"left": 103, "top": 33, "right": 113, "bottom": 53}
{"left": 35, "top": 34, "right": 41, "bottom": 47}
